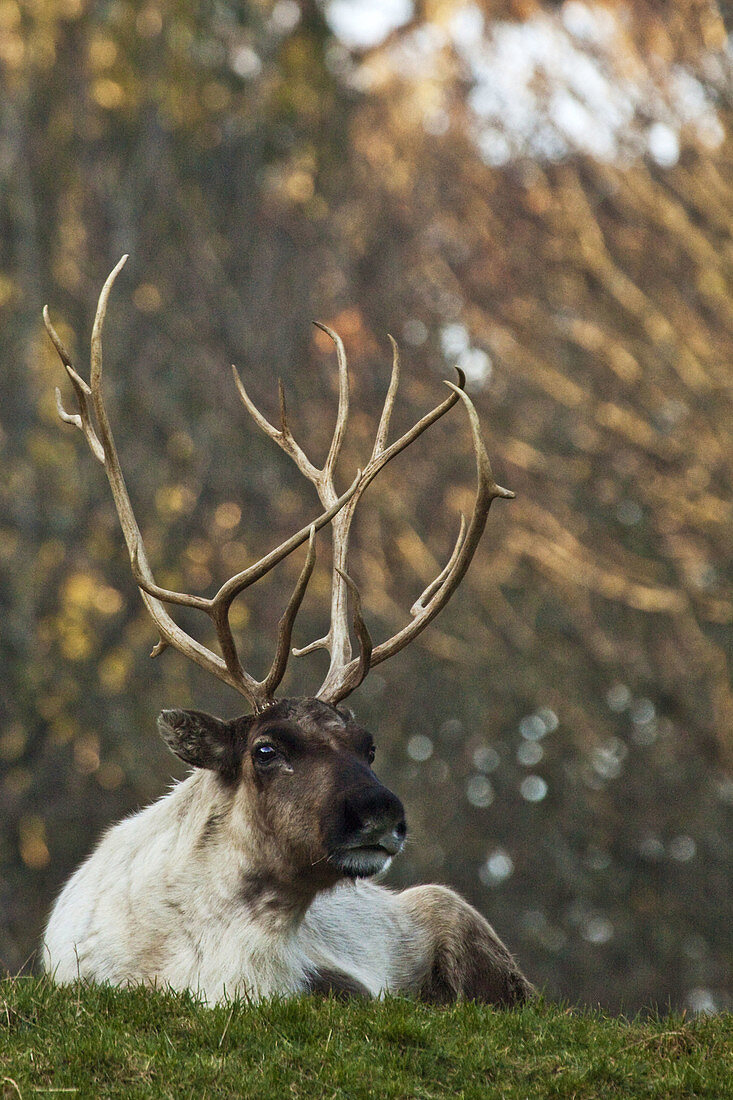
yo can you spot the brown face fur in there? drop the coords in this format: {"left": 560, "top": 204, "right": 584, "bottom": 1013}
{"left": 158, "top": 699, "right": 406, "bottom": 896}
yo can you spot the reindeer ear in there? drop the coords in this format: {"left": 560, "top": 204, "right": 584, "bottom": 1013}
{"left": 157, "top": 709, "right": 242, "bottom": 775}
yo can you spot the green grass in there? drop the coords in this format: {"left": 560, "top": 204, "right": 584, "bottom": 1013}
{"left": 0, "top": 978, "right": 730, "bottom": 1099}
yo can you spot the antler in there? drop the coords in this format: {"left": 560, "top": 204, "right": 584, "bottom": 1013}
{"left": 44, "top": 256, "right": 362, "bottom": 713}
{"left": 234, "top": 327, "right": 514, "bottom": 705}
{"left": 46, "top": 257, "right": 514, "bottom": 711}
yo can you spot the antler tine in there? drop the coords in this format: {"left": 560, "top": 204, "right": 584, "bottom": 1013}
{"left": 231, "top": 365, "right": 319, "bottom": 482}
{"left": 371, "top": 334, "right": 400, "bottom": 461}
{"left": 262, "top": 525, "right": 318, "bottom": 699}
{"left": 328, "top": 568, "right": 373, "bottom": 705}
{"left": 44, "top": 308, "right": 105, "bottom": 464}
{"left": 317, "top": 382, "right": 514, "bottom": 703}
{"left": 410, "top": 514, "right": 468, "bottom": 617}
{"left": 46, "top": 258, "right": 363, "bottom": 712}
{"left": 312, "top": 322, "right": 350, "bottom": 481}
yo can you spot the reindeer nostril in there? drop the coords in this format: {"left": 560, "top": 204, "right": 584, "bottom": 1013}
{"left": 395, "top": 819, "right": 407, "bottom": 841}
{"left": 343, "top": 800, "right": 364, "bottom": 837}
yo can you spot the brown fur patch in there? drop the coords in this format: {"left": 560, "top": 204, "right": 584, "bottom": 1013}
{"left": 239, "top": 873, "right": 286, "bottom": 916}
{"left": 198, "top": 811, "right": 227, "bottom": 847}
{"left": 305, "top": 967, "right": 372, "bottom": 999}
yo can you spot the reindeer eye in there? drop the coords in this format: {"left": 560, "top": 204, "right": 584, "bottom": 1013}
{"left": 253, "top": 743, "right": 279, "bottom": 765}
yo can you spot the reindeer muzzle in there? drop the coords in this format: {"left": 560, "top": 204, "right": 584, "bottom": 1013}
{"left": 329, "top": 783, "right": 406, "bottom": 877}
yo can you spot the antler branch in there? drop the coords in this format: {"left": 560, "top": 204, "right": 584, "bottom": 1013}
{"left": 47, "top": 256, "right": 514, "bottom": 711}
{"left": 234, "top": 320, "right": 510, "bottom": 705}
{"left": 324, "top": 383, "right": 514, "bottom": 700}
{"left": 44, "top": 258, "right": 360, "bottom": 712}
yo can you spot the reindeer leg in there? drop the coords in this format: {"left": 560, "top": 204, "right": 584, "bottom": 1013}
{"left": 398, "top": 885, "right": 534, "bottom": 1007}
{"left": 305, "top": 966, "right": 372, "bottom": 999}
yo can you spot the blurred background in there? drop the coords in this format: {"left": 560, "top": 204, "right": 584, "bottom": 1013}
{"left": 0, "top": 0, "right": 731, "bottom": 1014}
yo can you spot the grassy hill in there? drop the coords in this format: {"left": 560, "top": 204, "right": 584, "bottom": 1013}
{"left": 0, "top": 978, "right": 730, "bottom": 1099}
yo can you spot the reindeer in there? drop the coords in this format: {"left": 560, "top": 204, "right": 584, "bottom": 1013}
{"left": 41, "top": 257, "right": 532, "bottom": 1006}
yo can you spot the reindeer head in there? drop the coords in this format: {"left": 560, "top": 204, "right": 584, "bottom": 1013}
{"left": 157, "top": 698, "right": 406, "bottom": 891}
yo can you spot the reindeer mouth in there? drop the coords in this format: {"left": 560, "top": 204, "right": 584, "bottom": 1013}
{"left": 329, "top": 830, "right": 405, "bottom": 878}
{"left": 330, "top": 845, "right": 395, "bottom": 878}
